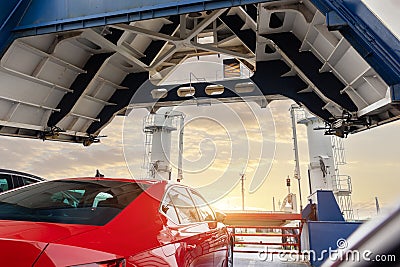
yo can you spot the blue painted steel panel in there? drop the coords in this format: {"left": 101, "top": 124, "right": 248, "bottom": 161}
{"left": 0, "top": 0, "right": 21, "bottom": 24}
{"left": 307, "top": 221, "right": 361, "bottom": 267}
{"left": 326, "top": 10, "right": 347, "bottom": 30}
{"left": 0, "top": 0, "right": 31, "bottom": 58}
{"left": 316, "top": 190, "right": 344, "bottom": 222}
{"left": 0, "top": 0, "right": 276, "bottom": 57}
{"left": 390, "top": 84, "right": 400, "bottom": 102}
{"left": 14, "top": 0, "right": 274, "bottom": 33}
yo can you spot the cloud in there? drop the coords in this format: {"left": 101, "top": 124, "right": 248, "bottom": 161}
{"left": 351, "top": 200, "right": 390, "bottom": 220}
{"left": 1, "top": 99, "right": 399, "bottom": 213}
{"left": 0, "top": 116, "right": 133, "bottom": 179}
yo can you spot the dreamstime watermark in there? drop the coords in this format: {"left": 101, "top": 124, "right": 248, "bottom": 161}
{"left": 258, "top": 238, "right": 396, "bottom": 263}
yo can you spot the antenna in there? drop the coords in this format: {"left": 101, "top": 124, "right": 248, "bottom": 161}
{"left": 95, "top": 169, "right": 104, "bottom": 178}
{"left": 273, "top": 197, "right": 276, "bottom": 212}
{"left": 375, "top": 197, "right": 380, "bottom": 214}
{"left": 289, "top": 105, "right": 303, "bottom": 212}
{"left": 240, "top": 171, "right": 246, "bottom": 211}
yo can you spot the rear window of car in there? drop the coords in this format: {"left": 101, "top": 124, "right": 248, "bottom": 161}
{"left": 0, "top": 180, "right": 149, "bottom": 226}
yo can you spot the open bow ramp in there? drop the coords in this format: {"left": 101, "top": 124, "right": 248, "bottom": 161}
{"left": 0, "top": 0, "right": 398, "bottom": 144}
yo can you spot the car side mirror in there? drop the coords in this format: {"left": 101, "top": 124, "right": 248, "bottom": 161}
{"left": 215, "top": 211, "right": 226, "bottom": 223}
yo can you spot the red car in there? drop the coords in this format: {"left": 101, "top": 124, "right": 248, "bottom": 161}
{"left": 0, "top": 178, "right": 233, "bottom": 267}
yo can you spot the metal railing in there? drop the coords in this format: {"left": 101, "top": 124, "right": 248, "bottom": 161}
{"left": 333, "top": 175, "right": 352, "bottom": 193}
{"left": 228, "top": 223, "right": 304, "bottom": 254}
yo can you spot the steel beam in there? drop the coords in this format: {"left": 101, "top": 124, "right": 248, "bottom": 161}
{"left": 0, "top": 0, "right": 282, "bottom": 58}
{"left": 14, "top": 0, "right": 274, "bottom": 34}
{"left": 102, "top": 60, "right": 332, "bottom": 122}
{"left": 219, "top": 10, "right": 257, "bottom": 53}
{"left": 0, "top": 66, "right": 74, "bottom": 93}
{"left": 87, "top": 71, "right": 149, "bottom": 134}
{"left": 1, "top": 0, "right": 398, "bottom": 89}
{"left": 47, "top": 53, "right": 114, "bottom": 127}
{"left": 265, "top": 32, "right": 358, "bottom": 112}
{"left": 0, "top": 95, "right": 60, "bottom": 112}
{"left": 16, "top": 41, "right": 86, "bottom": 74}
{"left": 310, "top": 0, "right": 400, "bottom": 87}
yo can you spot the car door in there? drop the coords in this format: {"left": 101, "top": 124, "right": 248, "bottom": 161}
{"left": 190, "top": 189, "right": 228, "bottom": 267}
{"left": 167, "top": 186, "right": 214, "bottom": 267}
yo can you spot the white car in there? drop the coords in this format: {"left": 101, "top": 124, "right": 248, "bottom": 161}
{"left": 0, "top": 169, "right": 45, "bottom": 192}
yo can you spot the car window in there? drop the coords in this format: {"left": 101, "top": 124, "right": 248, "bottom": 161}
{"left": 0, "top": 180, "right": 149, "bottom": 226}
{"left": 0, "top": 176, "right": 10, "bottom": 192}
{"left": 14, "top": 176, "right": 24, "bottom": 188}
{"left": 21, "top": 177, "right": 38, "bottom": 186}
{"left": 169, "top": 187, "right": 200, "bottom": 224}
{"left": 51, "top": 189, "right": 85, "bottom": 208}
{"left": 160, "top": 193, "right": 180, "bottom": 224}
{"left": 190, "top": 190, "right": 215, "bottom": 222}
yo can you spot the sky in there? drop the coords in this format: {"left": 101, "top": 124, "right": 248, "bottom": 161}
{"left": 363, "top": 0, "right": 400, "bottom": 40}
{"left": 1, "top": 98, "right": 399, "bottom": 220}
{"left": 0, "top": 0, "right": 399, "bottom": 220}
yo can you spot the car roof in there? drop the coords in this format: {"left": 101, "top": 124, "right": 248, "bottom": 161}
{"left": 0, "top": 169, "right": 45, "bottom": 181}
{"left": 54, "top": 178, "right": 193, "bottom": 194}
{"left": 59, "top": 177, "right": 168, "bottom": 185}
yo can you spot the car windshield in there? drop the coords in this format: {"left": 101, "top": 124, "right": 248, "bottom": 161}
{"left": 0, "top": 180, "right": 148, "bottom": 226}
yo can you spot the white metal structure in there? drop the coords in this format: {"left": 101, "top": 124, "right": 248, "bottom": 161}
{"left": 0, "top": 0, "right": 394, "bottom": 144}
{"left": 331, "top": 135, "right": 354, "bottom": 220}
{"left": 290, "top": 105, "right": 304, "bottom": 212}
{"left": 142, "top": 108, "right": 184, "bottom": 180}
{"left": 299, "top": 117, "right": 337, "bottom": 192}
{"left": 292, "top": 106, "right": 353, "bottom": 220}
